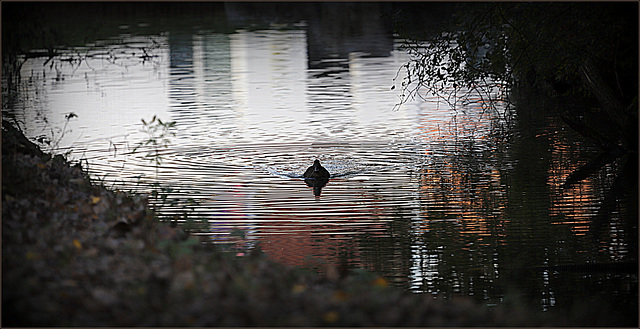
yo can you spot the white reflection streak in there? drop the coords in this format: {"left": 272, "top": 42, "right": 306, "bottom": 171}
{"left": 230, "top": 32, "right": 249, "bottom": 116}
{"left": 229, "top": 30, "right": 308, "bottom": 143}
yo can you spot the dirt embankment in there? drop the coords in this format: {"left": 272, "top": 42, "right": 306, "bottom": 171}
{"left": 3, "top": 120, "right": 552, "bottom": 326}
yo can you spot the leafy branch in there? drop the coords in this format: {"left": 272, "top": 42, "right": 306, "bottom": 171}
{"left": 34, "top": 112, "right": 78, "bottom": 156}
{"left": 132, "top": 115, "right": 176, "bottom": 168}
{"left": 130, "top": 115, "right": 181, "bottom": 216}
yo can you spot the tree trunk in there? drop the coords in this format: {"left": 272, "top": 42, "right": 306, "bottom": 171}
{"left": 579, "top": 57, "right": 634, "bottom": 149}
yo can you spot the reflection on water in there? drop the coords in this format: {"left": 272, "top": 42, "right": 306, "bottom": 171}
{"left": 3, "top": 2, "right": 636, "bottom": 319}
{"left": 304, "top": 177, "right": 329, "bottom": 197}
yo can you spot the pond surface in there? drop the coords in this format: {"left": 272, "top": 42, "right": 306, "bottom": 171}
{"left": 4, "top": 3, "right": 636, "bottom": 319}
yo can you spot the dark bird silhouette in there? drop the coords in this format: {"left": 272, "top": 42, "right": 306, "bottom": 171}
{"left": 303, "top": 159, "right": 330, "bottom": 179}
{"left": 303, "top": 160, "right": 330, "bottom": 196}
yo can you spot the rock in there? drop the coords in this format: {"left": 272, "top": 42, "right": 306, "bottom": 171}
{"left": 91, "top": 287, "right": 118, "bottom": 307}
{"left": 170, "top": 271, "right": 195, "bottom": 294}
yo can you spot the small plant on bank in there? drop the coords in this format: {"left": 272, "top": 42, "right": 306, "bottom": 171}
{"left": 132, "top": 115, "right": 176, "bottom": 179}
{"left": 130, "top": 116, "right": 203, "bottom": 227}
{"left": 33, "top": 112, "right": 78, "bottom": 156}
{"left": 131, "top": 115, "right": 176, "bottom": 213}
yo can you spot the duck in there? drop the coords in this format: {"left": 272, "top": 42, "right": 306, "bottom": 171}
{"left": 303, "top": 159, "right": 330, "bottom": 179}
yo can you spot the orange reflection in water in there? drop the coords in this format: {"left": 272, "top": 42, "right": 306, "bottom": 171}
{"left": 544, "top": 121, "right": 601, "bottom": 236}
{"left": 258, "top": 222, "right": 364, "bottom": 269}
{"left": 416, "top": 161, "right": 507, "bottom": 240}
{"left": 227, "top": 187, "right": 396, "bottom": 272}
{"left": 414, "top": 99, "right": 509, "bottom": 240}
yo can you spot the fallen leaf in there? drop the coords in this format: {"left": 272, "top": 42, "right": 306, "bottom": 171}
{"left": 322, "top": 311, "right": 340, "bottom": 323}
{"left": 292, "top": 284, "right": 306, "bottom": 294}
{"left": 372, "top": 277, "right": 388, "bottom": 288}
{"left": 332, "top": 290, "right": 350, "bottom": 302}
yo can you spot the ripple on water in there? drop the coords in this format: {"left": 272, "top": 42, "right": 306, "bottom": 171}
{"left": 119, "top": 141, "right": 429, "bottom": 242}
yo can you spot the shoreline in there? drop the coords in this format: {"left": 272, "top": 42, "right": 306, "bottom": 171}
{"left": 0, "top": 120, "right": 588, "bottom": 326}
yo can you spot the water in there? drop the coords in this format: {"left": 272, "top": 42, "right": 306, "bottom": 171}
{"left": 3, "top": 3, "right": 636, "bottom": 320}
